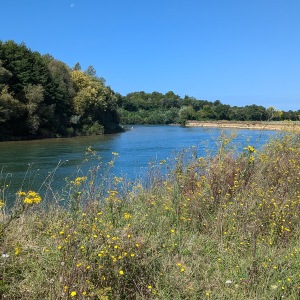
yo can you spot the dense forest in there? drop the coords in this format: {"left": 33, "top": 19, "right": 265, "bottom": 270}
{"left": 0, "top": 41, "right": 299, "bottom": 140}
{"left": 118, "top": 92, "right": 299, "bottom": 125}
{"left": 0, "top": 41, "right": 121, "bottom": 140}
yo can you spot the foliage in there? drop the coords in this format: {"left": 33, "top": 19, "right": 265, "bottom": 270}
{"left": 1, "top": 129, "right": 300, "bottom": 299}
{"left": 0, "top": 39, "right": 299, "bottom": 139}
{"left": 0, "top": 40, "right": 121, "bottom": 140}
{"left": 119, "top": 92, "right": 300, "bottom": 126}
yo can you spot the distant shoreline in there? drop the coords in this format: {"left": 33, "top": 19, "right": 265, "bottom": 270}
{"left": 185, "top": 120, "right": 300, "bottom": 131}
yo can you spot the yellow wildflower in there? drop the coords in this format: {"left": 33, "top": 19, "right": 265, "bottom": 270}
{"left": 17, "top": 191, "right": 26, "bottom": 197}
{"left": 70, "top": 291, "right": 77, "bottom": 297}
{"left": 123, "top": 212, "right": 132, "bottom": 219}
{"left": 0, "top": 200, "right": 5, "bottom": 209}
{"left": 73, "top": 176, "right": 87, "bottom": 186}
{"left": 19, "top": 191, "right": 42, "bottom": 204}
{"left": 244, "top": 145, "right": 256, "bottom": 153}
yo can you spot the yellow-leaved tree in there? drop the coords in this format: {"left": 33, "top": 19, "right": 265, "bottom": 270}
{"left": 71, "top": 70, "right": 119, "bottom": 134}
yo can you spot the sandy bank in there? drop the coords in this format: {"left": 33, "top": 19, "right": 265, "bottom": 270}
{"left": 186, "top": 120, "right": 300, "bottom": 131}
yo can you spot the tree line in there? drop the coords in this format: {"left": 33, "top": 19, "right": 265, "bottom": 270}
{"left": 0, "top": 40, "right": 299, "bottom": 141}
{"left": 118, "top": 92, "right": 299, "bottom": 125}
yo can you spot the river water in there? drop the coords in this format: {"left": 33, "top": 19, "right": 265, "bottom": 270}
{"left": 0, "top": 125, "right": 277, "bottom": 200}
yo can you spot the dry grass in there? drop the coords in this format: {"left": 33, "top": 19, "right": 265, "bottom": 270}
{"left": 1, "top": 130, "right": 300, "bottom": 299}
{"left": 186, "top": 120, "right": 300, "bottom": 131}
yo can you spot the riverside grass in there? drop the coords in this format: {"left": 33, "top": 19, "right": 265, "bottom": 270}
{"left": 0, "top": 130, "right": 300, "bottom": 299}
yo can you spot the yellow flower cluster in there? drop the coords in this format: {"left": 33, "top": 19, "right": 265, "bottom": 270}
{"left": 0, "top": 199, "right": 5, "bottom": 209}
{"left": 71, "top": 176, "right": 87, "bottom": 186}
{"left": 17, "top": 191, "right": 42, "bottom": 204}
{"left": 244, "top": 145, "right": 257, "bottom": 153}
{"left": 123, "top": 212, "right": 132, "bottom": 220}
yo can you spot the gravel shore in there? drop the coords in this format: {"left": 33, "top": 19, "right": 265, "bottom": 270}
{"left": 186, "top": 120, "right": 300, "bottom": 131}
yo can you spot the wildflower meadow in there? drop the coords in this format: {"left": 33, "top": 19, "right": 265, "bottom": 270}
{"left": 0, "top": 129, "right": 300, "bottom": 299}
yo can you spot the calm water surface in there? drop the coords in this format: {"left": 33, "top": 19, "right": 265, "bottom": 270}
{"left": 0, "top": 125, "right": 277, "bottom": 198}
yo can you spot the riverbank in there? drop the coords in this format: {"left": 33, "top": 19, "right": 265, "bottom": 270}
{"left": 186, "top": 120, "right": 300, "bottom": 131}
{"left": 1, "top": 131, "right": 300, "bottom": 299}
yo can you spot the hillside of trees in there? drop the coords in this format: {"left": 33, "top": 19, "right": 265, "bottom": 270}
{"left": 0, "top": 40, "right": 299, "bottom": 141}
{"left": 0, "top": 41, "right": 121, "bottom": 141}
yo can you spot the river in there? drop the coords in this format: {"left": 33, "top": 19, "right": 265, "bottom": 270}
{"left": 0, "top": 125, "right": 277, "bottom": 202}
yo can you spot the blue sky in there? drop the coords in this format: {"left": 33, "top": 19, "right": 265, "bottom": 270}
{"left": 0, "top": 0, "right": 299, "bottom": 111}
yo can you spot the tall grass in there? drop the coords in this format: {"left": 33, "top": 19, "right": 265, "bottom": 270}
{"left": 1, "top": 129, "right": 300, "bottom": 299}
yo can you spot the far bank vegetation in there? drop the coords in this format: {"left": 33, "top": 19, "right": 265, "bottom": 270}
{"left": 1, "top": 40, "right": 299, "bottom": 141}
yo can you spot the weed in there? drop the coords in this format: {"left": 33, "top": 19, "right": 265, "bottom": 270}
{"left": 1, "top": 129, "right": 300, "bottom": 299}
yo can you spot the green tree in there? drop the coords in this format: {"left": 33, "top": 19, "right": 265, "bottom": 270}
{"left": 85, "top": 65, "right": 96, "bottom": 77}
{"left": 24, "top": 84, "right": 45, "bottom": 134}
{"left": 71, "top": 70, "right": 120, "bottom": 133}
{"left": 179, "top": 106, "right": 196, "bottom": 125}
{"left": 46, "top": 57, "right": 75, "bottom": 130}
{"left": 227, "top": 106, "right": 246, "bottom": 121}
{"left": 197, "top": 104, "right": 216, "bottom": 120}
{"left": 0, "top": 60, "right": 12, "bottom": 89}
{"left": 0, "top": 86, "right": 25, "bottom": 138}
{"left": 73, "top": 62, "right": 81, "bottom": 70}
{"left": 212, "top": 103, "right": 230, "bottom": 120}
{"left": 0, "top": 40, "right": 68, "bottom": 136}
{"left": 266, "top": 106, "right": 283, "bottom": 121}
{"left": 0, "top": 86, "right": 23, "bottom": 123}
{"left": 240, "top": 105, "right": 267, "bottom": 121}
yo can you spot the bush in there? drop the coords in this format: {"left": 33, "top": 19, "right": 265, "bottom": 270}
{"left": 82, "top": 122, "right": 105, "bottom": 135}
